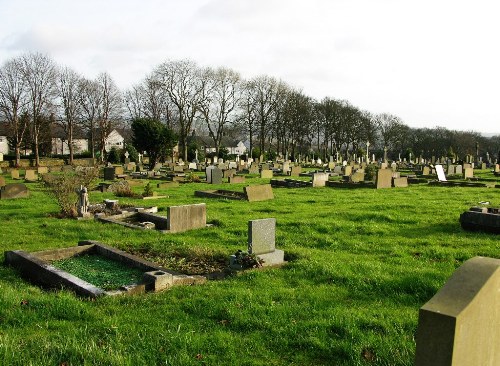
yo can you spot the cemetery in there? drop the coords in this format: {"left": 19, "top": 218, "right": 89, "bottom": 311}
{"left": 0, "top": 156, "right": 499, "bottom": 365}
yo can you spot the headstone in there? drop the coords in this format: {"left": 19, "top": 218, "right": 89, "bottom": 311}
{"left": 261, "top": 163, "right": 269, "bottom": 171}
{"left": 188, "top": 162, "right": 197, "bottom": 170}
{"left": 463, "top": 167, "right": 473, "bottom": 179}
{"left": 229, "top": 175, "right": 245, "bottom": 184}
{"left": 228, "top": 162, "right": 237, "bottom": 169}
{"left": 282, "top": 162, "right": 290, "bottom": 174}
{"left": 435, "top": 165, "right": 447, "bottom": 182}
{"left": 481, "top": 162, "right": 486, "bottom": 170}
{"left": 333, "top": 166, "right": 342, "bottom": 175}
{"left": 37, "top": 166, "right": 48, "bottom": 174}
{"left": 415, "top": 256, "right": 500, "bottom": 366}
{"left": 312, "top": 172, "right": 329, "bottom": 187}
{"left": 328, "top": 162, "right": 335, "bottom": 170}
{"left": 344, "top": 165, "right": 353, "bottom": 176}
{"left": 393, "top": 177, "right": 408, "bottom": 188}
{"left": 11, "top": 170, "right": 20, "bottom": 180}
{"left": 351, "top": 171, "right": 365, "bottom": 183}
{"left": 244, "top": 184, "right": 274, "bottom": 202}
{"left": 391, "top": 162, "right": 397, "bottom": 171}
{"left": 248, "top": 164, "right": 259, "bottom": 175}
{"left": 103, "top": 167, "right": 115, "bottom": 180}
{"left": 223, "top": 169, "right": 236, "bottom": 179}
{"left": 167, "top": 203, "right": 206, "bottom": 233}
{"left": 290, "top": 166, "right": 302, "bottom": 177}
{"left": 495, "top": 164, "right": 500, "bottom": 173}
{"left": 247, "top": 218, "right": 284, "bottom": 266}
{"left": 24, "top": 170, "right": 38, "bottom": 182}
{"left": 376, "top": 169, "right": 393, "bottom": 189}
{"left": 454, "top": 165, "right": 462, "bottom": 176}
{"left": 463, "top": 163, "right": 471, "bottom": 169}
{"left": 114, "top": 166, "right": 124, "bottom": 175}
{"left": 447, "top": 165, "right": 455, "bottom": 176}
{"left": 0, "top": 183, "right": 29, "bottom": 199}
{"left": 211, "top": 167, "right": 223, "bottom": 184}
{"left": 0, "top": 176, "right": 6, "bottom": 187}
{"left": 0, "top": 153, "right": 3, "bottom": 161}
{"left": 205, "top": 166, "right": 215, "bottom": 183}
{"left": 260, "top": 169, "right": 273, "bottom": 179}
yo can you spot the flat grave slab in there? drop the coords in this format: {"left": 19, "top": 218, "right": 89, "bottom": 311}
{"left": 4, "top": 241, "right": 206, "bottom": 298}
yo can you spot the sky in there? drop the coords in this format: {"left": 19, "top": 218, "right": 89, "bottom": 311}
{"left": 1, "top": 0, "right": 499, "bottom": 134}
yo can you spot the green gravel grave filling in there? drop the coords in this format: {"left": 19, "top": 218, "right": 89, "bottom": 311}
{"left": 52, "top": 254, "right": 145, "bottom": 290}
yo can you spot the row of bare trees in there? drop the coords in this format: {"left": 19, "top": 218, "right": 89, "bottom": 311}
{"left": 2, "top": 53, "right": 499, "bottom": 166}
{"left": 0, "top": 53, "right": 123, "bottom": 166}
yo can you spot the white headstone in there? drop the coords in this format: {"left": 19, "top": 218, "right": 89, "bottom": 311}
{"left": 435, "top": 164, "right": 447, "bottom": 182}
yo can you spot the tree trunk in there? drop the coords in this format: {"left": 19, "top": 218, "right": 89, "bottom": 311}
{"left": 15, "top": 146, "right": 21, "bottom": 168}
{"left": 34, "top": 133, "right": 40, "bottom": 167}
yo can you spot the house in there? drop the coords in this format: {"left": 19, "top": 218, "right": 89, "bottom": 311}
{"left": 189, "top": 135, "right": 247, "bottom": 156}
{"left": 0, "top": 122, "right": 127, "bottom": 156}
{"left": 51, "top": 125, "right": 89, "bottom": 155}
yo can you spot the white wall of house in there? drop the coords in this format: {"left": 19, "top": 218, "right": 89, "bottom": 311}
{"left": 51, "top": 138, "right": 89, "bottom": 155}
{"left": 105, "top": 129, "right": 124, "bottom": 152}
{"left": 0, "top": 135, "right": 9, "bottom": 155}
{"left": 203, "top": 141, "right": 247, "bottom": 156}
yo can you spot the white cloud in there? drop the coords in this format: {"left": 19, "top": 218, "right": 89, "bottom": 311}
{"left": 0, "top": 0, "right": 499, "bottom": 132}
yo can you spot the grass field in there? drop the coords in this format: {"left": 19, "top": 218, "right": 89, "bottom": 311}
{"left": 0, "top": 171, "right": 499, "bottom": 365}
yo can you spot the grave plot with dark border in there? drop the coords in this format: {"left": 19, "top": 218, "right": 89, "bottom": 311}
{"left": 97, "top": 203, "right": 207, "bottom": 233}
{"left": 459, "top": 207, "right": 500, "bottom": 233}
{"left": 195, "top": 184, "right": 273, "bottom": 202}
{"left": 4, "top": 240, "right": 206, "bottom": 298}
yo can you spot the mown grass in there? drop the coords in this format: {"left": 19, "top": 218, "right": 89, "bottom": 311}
{"left": 0, "top": 171, "right": 499, "bottom": 365}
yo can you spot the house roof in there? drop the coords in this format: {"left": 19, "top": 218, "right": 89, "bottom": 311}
{"left": 189, "top": 135, "right": 242, "bottom": 148}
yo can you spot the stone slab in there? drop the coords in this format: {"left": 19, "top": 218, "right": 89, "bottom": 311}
{"left": 415, "top": 256, "right": 500, "bottom": 366}
{"left": 248, "top": 218, "right": 276, "bottom": 255}
{"left": 0, "top": 183, "right": 29, "bottom": 199}
{"left": 167, "top": 203, "right": 206, "bottom": 233}
{"left": 393, "top": 177, "right": 408, "bottom": 188}
{"left": 260, "top": 169, "right": 273, "bottom": 179}
{"left": 376, "top": 169, "right": 393, "bottom": 189}
{"left": 244, "top": 184, "right": 274, "bottom": 202}
{"left": 229, "top": 175, "right": 246, "bottom": 184}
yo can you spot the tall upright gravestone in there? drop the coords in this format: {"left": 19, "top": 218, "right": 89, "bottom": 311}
{"left": 415, "top": 256, "right": 500, "bottom": 366}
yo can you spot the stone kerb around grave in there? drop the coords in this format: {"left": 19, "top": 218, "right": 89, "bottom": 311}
{"left": 415, "top": 256, "right": 500, "bottom": 366}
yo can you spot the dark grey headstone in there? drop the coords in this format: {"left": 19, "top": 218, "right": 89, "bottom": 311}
{"left": 211, "top": 167, "right": 223, "bottom": 184}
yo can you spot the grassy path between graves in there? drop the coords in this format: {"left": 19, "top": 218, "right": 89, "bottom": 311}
{"left": 0, "top": 173, "right": 499, "bottom": 365}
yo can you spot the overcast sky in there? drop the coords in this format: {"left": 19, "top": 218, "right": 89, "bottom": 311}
{"left": 1, "top": 0, "right": 499, "bottom": 133}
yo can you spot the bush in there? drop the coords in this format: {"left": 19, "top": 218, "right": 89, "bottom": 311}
{"left": 107, "top": 147, "right": 121, "bottom": 164}
{"left": 110, "top": 181, "right": 136, "bottom": 198}
{"left": 364, "top": 164, "right": 378, "bottom": 181}
{"left": 124, "top": 144, "right": 139, "bottom": 162}
{"left": 232, "top": 250, "right": 264, "bottom": 268}
{"left": 41, "top": 167, "right": 99, "bottom": 217}
{"left": 142, "top": 182, "right": 154, "bottom": 197}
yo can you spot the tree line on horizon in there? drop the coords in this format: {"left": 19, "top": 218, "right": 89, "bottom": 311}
{"left": 0, "top": 52, "right": 499, "bottom": 167}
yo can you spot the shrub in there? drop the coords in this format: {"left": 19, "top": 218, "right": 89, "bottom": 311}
{"left": 107, "top": 147, "right": 121, "bottom": 164}
{"left": 41, "top": 167, "right": 99, "bottom": 217}
{"left": 142, "top": 182, "right": 154, "bottom": 197}
{"left": 232, "top": 250, "right": 264, "bottom": 268}
{"left": 110, "top": 181, "right": 136, "bottom": 198}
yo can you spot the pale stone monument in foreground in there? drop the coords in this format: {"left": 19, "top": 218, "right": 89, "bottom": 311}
{"left": 415, "top": 256, "right": 500, "bottom": 366}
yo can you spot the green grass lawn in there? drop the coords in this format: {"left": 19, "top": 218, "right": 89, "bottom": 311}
{"left": 0, "top": 171, "right": 499, "bottom": 365}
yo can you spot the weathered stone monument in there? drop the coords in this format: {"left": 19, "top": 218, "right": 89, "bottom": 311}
{"left": 312, "top": 172, "right": 329, "bottom": 187}
{"left": 0, "top": 183, "right": 29, "bottom": 199}
{"left": 376, "top": 169, "right": 393, "bottom": 189}
{"left": 244, "top": 184, "right": 274, "bottom": 202}
{"left": 415, "top": 256, "right": 500, "bottom": 366}
{"left": 76, "top": 185, "right": 90, "bottom": 218}
{"left": 246, "top": 218, "right": 284, "bottom": 267}
{"left": 260, "top": 169, "right": 273, "bottom": 179}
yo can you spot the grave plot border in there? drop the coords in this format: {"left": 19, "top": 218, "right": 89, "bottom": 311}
{"left": 4, "top": 240, "right": 205, "bottom": 298}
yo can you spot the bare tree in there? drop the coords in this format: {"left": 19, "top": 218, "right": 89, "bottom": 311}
{"left": 125, "top": 75, "right": 173, "bottom": 127}
{"left": 374, "top": 113, "right": 407, "bottom": 151}
{"left": 20, "top": 52, "right": 57, "bottom": 166}
{"left": 95, "top": 72, "right": 123, "bottom": 161}
{"left": 0, "top": 57, "right": 29, "bottom": 166}
{"left": 154, "top": 60, "right": 204, "bottom": 160}
{"left": 252, "top": 75, "right": 279, "bottom": 154}
{"left": 78, "top": 77, "right": 101, "bottom": 158}
{"left": 198, "top": 66, "right": 241, "bottom": 155}
{"left": 57, "top": 66, "right": 82, "bottom": 164}
{"left": 239, "top": 79, "right": 258, "bottom": 157}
